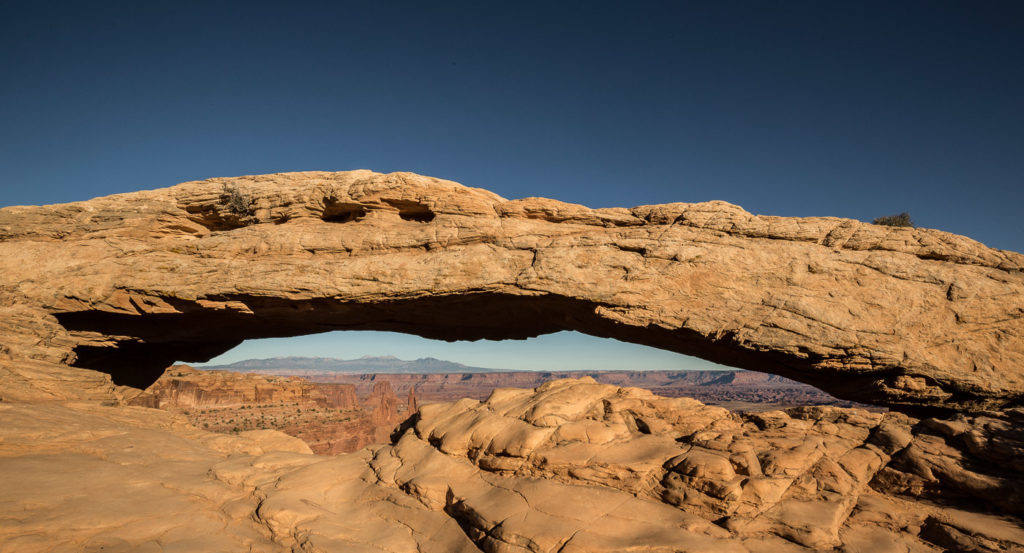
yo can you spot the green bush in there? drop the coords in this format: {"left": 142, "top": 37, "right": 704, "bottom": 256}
{"left": 872, "top": 212, "right": 914, "bottom": 227}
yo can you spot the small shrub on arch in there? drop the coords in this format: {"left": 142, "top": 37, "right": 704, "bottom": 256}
{"left": 222, "top": 184, "right": 255, "bottom": 216}
{"left": 872, "top": 212, "right": 914, "bottom": 227}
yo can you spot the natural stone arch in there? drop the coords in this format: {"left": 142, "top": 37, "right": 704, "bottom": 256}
{"left": 0, "top": 170, "right": 1022, "bottom": 412}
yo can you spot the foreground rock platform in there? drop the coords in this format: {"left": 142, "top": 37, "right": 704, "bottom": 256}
{"left": 1, "top": 170, "right": 1022, "bottom": 411}
{"left": 2, "top": 379, "right": 1021, "bottom": 552}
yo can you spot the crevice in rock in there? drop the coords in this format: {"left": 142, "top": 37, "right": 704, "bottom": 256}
{"left": 390, "top": 412, "right": 421, "bottom": 443}
{"left": 321, "top": 200, "right": 368, "bottom": 223}
{"left": 183, "top": 204, "right": 250, "bottom": 231}
{"left": 554, "top": 530, "right": 581, "bottom": 553}
{"left": 443, "top": 490, "right": 489, "bottom": 553}
{"left": 384, "top": 199, "right": 436, "bottom": 222}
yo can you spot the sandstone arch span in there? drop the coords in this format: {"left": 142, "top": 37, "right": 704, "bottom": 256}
{"left": 1, "top": 170, "right": 1022, "bottom": 411}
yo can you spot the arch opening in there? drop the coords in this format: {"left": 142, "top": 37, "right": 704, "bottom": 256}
{"left": 176, "top": 330, "right": 870, "bottom": 413}
{"left": 53, "top": 292, "right": 891, "bottom": 410}
{"left": 192, "top": 330, "right": 733, "bottom": 373}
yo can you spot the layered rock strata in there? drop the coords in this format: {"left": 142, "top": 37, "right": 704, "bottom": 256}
{"left": 128, "top": 365, "right": 409, "bottom": 454}
{"left": 0, "top": 171, "right": 1021, "bottom": 411}
{"left": 128, "top": 366, "right": 359, "bottom": 410}
{"left": 2, "top": 379, "right": 1021, "bottom": 552}
{"left": 305, "top": 369, "right": 871, "bottom": 411}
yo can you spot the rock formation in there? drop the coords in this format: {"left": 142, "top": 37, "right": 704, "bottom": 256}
{"left": 1, "top": 171, "right": 1023, "bottom": 551}
{"left": 365, "top": 380, "right": 404, "bottom": 444}
{"left": 128, "top": 365, "right": 358, "bottom": 410}
{"left": 408, "top": 386, "right": 418, "bottom": 414}
{"left": 0, "top": 171, "right": 1021, "bottom": 411}
{"left": 314, "top": 381, "right": 361, "bottom": 411}
{"left": 2, "top": 378, "right": 1021, "bottom": 552}
{"left": 299, "top": 369, "right": 871, "bottom": 411}
{"left": 128, "top": 365, "right": 413, "bottom": 454}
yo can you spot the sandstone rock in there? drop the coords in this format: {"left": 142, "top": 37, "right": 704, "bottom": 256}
{"left": 124, "top": 365, "right": 414, "bottom": 454}
{"left": 365, "top": 380, "right": 403, "bottom": 443}
{"left": 128, "top": 365, "right": 354, "bottom": 409}
{"left": 0, "top": 402, "right": 304, "bottom": 552}
{"left": 298, "top": 368, "right": 872, "bottom": 412}
{"left": 0, "top": 171, "right": 1021, "bottom": 410}
{"left": 407, "top": 385, "right": 418, "bottom": 414}
{"left": 1, "top": 171, "right": 1022, "bottom": 551}
{"left": 5, "top": 378, "right": 1019, "bottom": 552}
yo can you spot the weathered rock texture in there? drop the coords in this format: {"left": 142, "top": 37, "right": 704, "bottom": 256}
{"left": 3, "top": 171, "right": 1022, "bottom": 551}
{"left": 303, "top": 369, "right": 872, "bottom": 411}
{"left": 128, "top": 366, "right": 359, "bottom": 410}
{"left": 129, "top": 365, "right": 409, "bottom": 454}
{"left": 1, "top": 171, "right": 1022, "bottom": 411}
{"left": 3, "top": 379, "right": 1021, "bottom": 552}
{"left": 0, "top": 401, "right": 313, "bottom": 552}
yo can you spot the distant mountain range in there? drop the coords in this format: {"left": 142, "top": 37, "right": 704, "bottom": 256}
{"left": 202, "top": 355, "right": 501, "bottom": 374}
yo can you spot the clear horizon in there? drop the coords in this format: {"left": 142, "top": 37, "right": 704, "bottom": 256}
{"left": 191, "top": 330, "right": 735, "bottom": 373}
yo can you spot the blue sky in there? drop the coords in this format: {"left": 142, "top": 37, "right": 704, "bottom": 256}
{"left": 202, "top": 331, "right": 732, "bottom": 371}
{"left": 3, "top": 2, "right": 1021, "bottom": 370}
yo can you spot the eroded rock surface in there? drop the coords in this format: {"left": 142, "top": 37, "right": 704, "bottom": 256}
{"left": 129, "top": 365, "right": 410, "bottom": 454}
{"left": 305, "top": 369, "right": 873, "bottom": 411}
{"left": 0, "top": 401, "right": 311, "bottom": 552}
{"left": 1, "top": 171, "right": 1022, "bottom": 410}
{"left": 3, "top": 379, "right": 1021, "bottom": 552}
{"left": 2, "top": 171, "right": 1023, "bottom": 550}
{"left": 129, "top": 366, "right": 360, "bottom": 410}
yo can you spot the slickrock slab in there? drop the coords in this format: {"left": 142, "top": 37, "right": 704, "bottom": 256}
{"left": 0, "top": 402, "right": 310, "bottom": 552}
{"left": 188, "top": 378, "right": 1024, "bottom": 552}
{"left": 1, "top": 171, "right": 1022, "bottom": 410}
{"left": 4, "top": 378, "right": 1020, "bottom": 552}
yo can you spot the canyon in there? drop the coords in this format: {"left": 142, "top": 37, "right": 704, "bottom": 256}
{"left": 128, "top": 365, "right": 412, "bottom": 454}
{"left": 1, "top": 170, "right": 1022, "bottom": 552}
{"left": 292, "top": 368, "right": 875, "bottom": 411}
{"left": 130, "top": 363, "right": 871, "bottom": 455}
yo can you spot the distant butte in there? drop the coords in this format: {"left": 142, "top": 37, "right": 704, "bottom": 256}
{"left": 1, "top": 170, "right": 1022, "bottom": 411}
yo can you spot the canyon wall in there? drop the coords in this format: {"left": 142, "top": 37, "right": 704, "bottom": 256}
{"left": 129, "top": 366, "right": 408, "bottom": 454}
{"left": 303, "top": 369, "right": 872, "bottom": 410}
{"left": 129, "top": 366, "right": 359, "bottom": 410}
{"left": 131, "top": 366, "right": 871, "bottom": 455}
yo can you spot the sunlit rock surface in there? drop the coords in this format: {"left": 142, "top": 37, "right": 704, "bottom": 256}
{"left": 0, "top": 171, "right": 1022, "bottom": 410}
{"left": 2, "top": 379, "right": 1021, "bottom": 552}
{"left": 129, "top": 366, "right": 407, "bottom": 454}
{"left": 304, "top": 369, "right": 873, "bottom": 411}
{"left": 129, "top": 366, "right": 360, "bottom": 410}
{"left": 1, "top": 171, "right": 1022, "bottom": 551}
